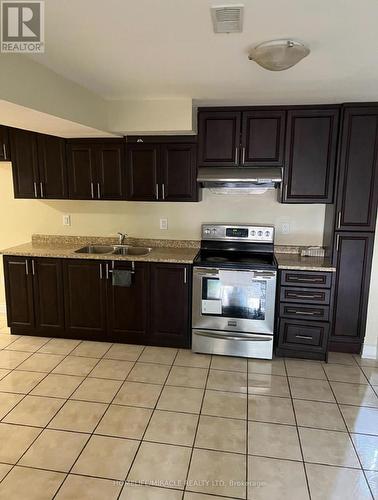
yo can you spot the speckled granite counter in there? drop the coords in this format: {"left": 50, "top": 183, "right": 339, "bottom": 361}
{"left": 274, "top": 252, "right": 336, "bottom": 272}
{"left": 1, "top": 235, "right": 200, "bottom": 264}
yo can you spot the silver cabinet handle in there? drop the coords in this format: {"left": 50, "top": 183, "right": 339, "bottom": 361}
{"left": 284, "top": 184, "right": 288, "bottom": 200}
{"left": 336, "top": 234, "right": 340, "bottom": 252}
{"left": 291, "top": 310, "right": 316, "bottom": 316}
{"left": 97, "top": 183, "right": 101, "bottom": 199}
{"left": 90, "top": 182, "right": 94, "bottom": 199}
{"left": 40, "top": 182, "right": 44, "bottom": 198}
{"left": 235, "top": 147, "right": 239, "bottom": 165}
{"left": 2, "top": 143, "right": 7, "bottom": 160}
{"left": 155, "top": 183, "right": 159, "bottom": 200}
{"left": 184, "top": 267, "right": 187, "bottom": 284}
{"left": 242, "top": 147, "right": 246, "bottom": 164}
{"left": 162, "top": 183, "right": 165, "bottom": 200}
{"left": 337, "top": 211, "right": 342, "bottom": 229}
{"left": 31, "top": 259, "right": 35, "bottom": 276}
{"left": 25, "top": 260, "right": 29, "bottom": 275}
{"left": 105, "top": 263, "right": 109, "bottom": 280}
{"left": 288, "top": 293, "right": 319, "bottom": 300}
{"left": 33, "top": 182, "right": 38, "bottom": 198}
{"left": 99, "top": 263, "right": 103, "bottom": 279}
{"left": 295, "top": 334, "right": 313, "bottom": 340}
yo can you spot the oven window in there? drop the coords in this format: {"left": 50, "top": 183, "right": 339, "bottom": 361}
{"left": 202, "top": 278, "right": 266, "bottom": 320}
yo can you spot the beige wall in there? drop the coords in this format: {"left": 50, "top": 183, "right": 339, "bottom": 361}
{"left": 0, "top": 161, "right": 326, "bottom": 304}
{"left": 364, "top": 221, "right": 378, "bottom": 356}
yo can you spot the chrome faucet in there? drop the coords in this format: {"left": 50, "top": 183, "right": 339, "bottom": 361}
{"left": 117, "top": 232, "right": 127, "bottom": 245}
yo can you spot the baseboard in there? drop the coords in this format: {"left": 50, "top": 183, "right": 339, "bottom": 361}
{"left": 361, "top": 343, "right": 378, "bottom": 359}
{"left": 0, "top": 304, "right": 6, "bottom": 315}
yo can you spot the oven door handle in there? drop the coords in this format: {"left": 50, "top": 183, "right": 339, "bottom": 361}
{"left": 194, "top": 331, "right": 272, "bottom": 342}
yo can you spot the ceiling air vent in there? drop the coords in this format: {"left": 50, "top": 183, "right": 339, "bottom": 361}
{"left": 211, "top": 5, "right": 244, "bottom": 33}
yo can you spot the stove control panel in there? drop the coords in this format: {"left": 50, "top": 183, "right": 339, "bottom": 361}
{"left": 202, "top": 224, "right": 274, "bottom": 243}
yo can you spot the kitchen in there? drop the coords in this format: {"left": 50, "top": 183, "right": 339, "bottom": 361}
{"left": 0, "top": 1, "right": 378, "bottom": 499}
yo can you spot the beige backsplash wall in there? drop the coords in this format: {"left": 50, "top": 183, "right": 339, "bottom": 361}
{"left": 0, "top": 161, "right": 326, "bottom": 303}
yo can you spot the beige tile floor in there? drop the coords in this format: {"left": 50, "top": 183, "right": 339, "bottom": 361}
{"left": 0, "top": 315, "right": 377, "bottom": 499}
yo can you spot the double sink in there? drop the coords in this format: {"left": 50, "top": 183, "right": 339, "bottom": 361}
{"left": 75, "top": 245, "right": 152, "bottom": 256}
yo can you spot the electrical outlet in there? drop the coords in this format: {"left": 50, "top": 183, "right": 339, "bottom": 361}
{"left": 160, "top": 218, "right": 168, "bottom": 230}
{"left": 281, "top": 222, "right": 290, "bottom": 234}
{"left": 63, "top": 214, "right": 71, "bottom": 226}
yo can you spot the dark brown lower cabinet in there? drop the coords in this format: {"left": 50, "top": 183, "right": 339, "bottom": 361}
{"left": 3, "top": 257, "right": 191, "bottom": 347}
{"left": 149, "top": 263, "right": 191, "bottom": 347}
{"left": 329, "top": 232, "right": 375, "bottom": 353}
{"left": 276, "top": 269, "right": 334, "bottom": 360}
{"left": 63, "top": 259, "right": 107, "bottom": 338}
{"left": 33, "top": 258, "right": 65, "bottom": 334}
{"left": 3, "top": 256, "right": 34, "bottom": 330}
{"left": 107, "top": 261, "right": 150, "bottom": 343}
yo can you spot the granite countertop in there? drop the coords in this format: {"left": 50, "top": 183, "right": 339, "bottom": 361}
{"left": 1, "top": 235, "right": 200, "bottom": 265}
{"left": 274, "top": 252, "right": 336, "bottom": 272}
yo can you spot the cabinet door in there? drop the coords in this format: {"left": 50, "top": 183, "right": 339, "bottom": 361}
{"left": 126, "top": 144, "right": 159, "bottom": 201}
{"left": 282, "top": 108, "right": 339, "bottom": 203}
{"left": 107, "top": 262, "right": 149, "bottom": 343}
{"left": 330, "top": 232, "right": 374, "bottom": 351}
{"left": 198, "top": 111, "right": 241, "bottom": 166}
{"left": 0, "top": 126, "right": 10, "bottom": 161}
{"left": 336, "top": 106, "right": 378, "bottom": 231}
{"left": 37, "top": 134, "right": 67, "bottom": 199}
{"left": 241, "top": 110, "right": 285, "bottom": 166}
{"left": 3, "top": 256, "right": 34, "bottom": 330}
{"left": 66, "top": 142, "right": 96, "bottom": 199}
{"left": 32, "top": 258, "right": 65, "bottom": 334}
{"left": 149, "top": 263, "right": 190, "bottom": 347}
{"left": 9, "top": 128, "right": 39, "bottom": 198}
{"left": 160, "top": 144, "right": 198, "bottom": 201}
{"left": 96, "top": 142, "right": 126, "bottom": 200}
{"left": 63, "top": 260, "right": 107, "bottom": 337}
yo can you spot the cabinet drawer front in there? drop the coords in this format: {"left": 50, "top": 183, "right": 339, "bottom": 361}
{"left": 280, "top": 286, "right": 330, "bottom": 305}
{"left": 281, "top": 270, "right": 332, "bottom": 288}
{"left": 279, "top": 303, "right": 329, "bottom": 322}
{"left": 278, "top": 319, "right": 329, "bottom": 351}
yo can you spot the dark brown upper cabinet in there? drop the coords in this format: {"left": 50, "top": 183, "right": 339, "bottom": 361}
{"left": 198, "top": 111, "right": 241, "bottom": 166}
{"left": 335, "top": 106, "right": 378, "bottom": 231}
{"left": 0, "top": 126, "right": 10, "bottom": 161}
{"left": 330, "top": 232, "right": 374, "bottom": 352}
{"left": 282, "top": 108, "right": 339, "bottom": 203}
{"left": 67, "top": 140, "right": 125, "bottom": 200}
{"left": 126, "top": 143, "right": 159, "bottom": 201}
{"left": 241, "top": 110, "right": 285, "bottom": 166}
{"left": 126, "top": 138, "right": 198, "bottom": 202}
{"left": 9, "top": 128, "right": 67, "bottom": 199}
{"left": 197, "top": 109, "right": 286, "bottom": 167}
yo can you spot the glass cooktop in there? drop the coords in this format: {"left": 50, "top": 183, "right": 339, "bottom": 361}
{"left": 194, "top": 250, "right": 277, "bottom": 270}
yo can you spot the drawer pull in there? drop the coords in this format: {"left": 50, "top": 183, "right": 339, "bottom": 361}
{"left": 288, "top": 293, "right": 319, "bottom": 299}
{"left": 291, "top": 310, "right": 316, "bottom": 316}
{"left": 288, "top": 277, "right": 323, "bottom": 283}
{"left": 295, "top": 334, "right": 313, "bottom": 340}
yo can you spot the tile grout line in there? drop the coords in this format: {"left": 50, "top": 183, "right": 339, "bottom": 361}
{"left": 0, "top": 336, "right": 89, "bottom": 488}
{"left": 182, "top": 354, "right": 211, "bottom": 499}
{"left": 50, "top": 343, "right": 148, "bottom": 499}
{"left": 117, "top": 348, "right": 183, "bottom": 500}
{"left": 284, "top": 357, "right": 313, "bottom": 500}
{"left": 323, "top": 363, "right": 375, "bottom": 499}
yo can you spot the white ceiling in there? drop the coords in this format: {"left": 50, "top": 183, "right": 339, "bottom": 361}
{"left": 30, "top": 0, "right": 378, "bottom": 104}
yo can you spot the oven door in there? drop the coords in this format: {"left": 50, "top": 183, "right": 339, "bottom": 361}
{"left": 192, "top": 267, "right": 277, "bottom": 335}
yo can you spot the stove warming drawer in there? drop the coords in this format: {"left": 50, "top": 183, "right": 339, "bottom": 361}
{"left": 192, "top": 329, "right": 273, "bottom": 359}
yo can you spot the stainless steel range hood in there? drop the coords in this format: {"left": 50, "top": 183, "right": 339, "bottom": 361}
{"left": 197, "top": 167, "right": 283, "bottom": 189}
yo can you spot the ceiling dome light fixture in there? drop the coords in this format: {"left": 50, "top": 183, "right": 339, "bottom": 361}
{"left": 248, "top": 39, "right": 310, "bottom": 71}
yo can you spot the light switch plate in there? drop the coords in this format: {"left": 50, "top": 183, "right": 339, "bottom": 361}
{"left": 63, "top": 214, "right": 71, "bottom": 226}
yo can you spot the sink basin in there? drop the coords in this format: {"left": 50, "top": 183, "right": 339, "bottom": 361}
{"left": 113, "top": 246, "right": 152, "bottom": 256}
{"left": 75, "top": 245, "right": 115, "bottom": 254}
{"left": 75, "top": 245, "right": 152, "bottom": 256}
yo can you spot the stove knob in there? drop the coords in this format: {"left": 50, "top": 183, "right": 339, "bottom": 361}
{"left": 250, "top": 230, "right": 256, "bottom": 236}
{"left": 204, "top": 228, "right": 210, "bottom": 235}
{"left": 211, "top": 228, "right": 217, "bottom": 234}
{"left": 258, "top": 230, "right": 263, "bottom": 237}
{"left": 265, "top": 230, "right": 271, "bottom": 237}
